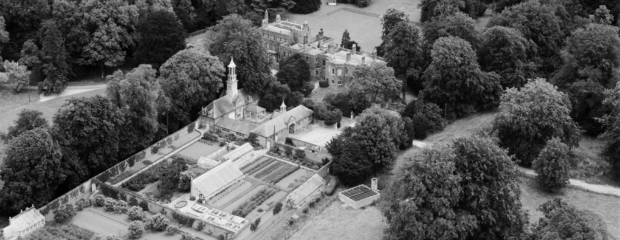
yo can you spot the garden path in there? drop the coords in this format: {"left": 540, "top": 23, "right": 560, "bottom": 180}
{"left": 38, "top": 84, "right": 106, "bottom": 102}
{"left": 518, "top": 167, "right": 620, "bottom": 198}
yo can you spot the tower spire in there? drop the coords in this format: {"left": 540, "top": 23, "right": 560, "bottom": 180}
{"left": 280, "top": 100, "right": 287, "bottom": 113}
{"left": 226, "top": 57, "right": 238, "bottom": 98}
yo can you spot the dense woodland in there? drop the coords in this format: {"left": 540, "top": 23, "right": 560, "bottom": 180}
{"left": 0, "top": 0, "right": 619, "bottom": 238}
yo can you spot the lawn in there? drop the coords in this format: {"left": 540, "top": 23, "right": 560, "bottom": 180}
{"left": 288, "top": 201, "right": 387, "bottom": 240}
{"left": 280, "top": 0, "right": 422, "bottom": 50}
{"left": 276, "top": 168, "right": 314, "bottom": 191}
{"left": 71, "top": 208, "right": 129, "bottom": 237}
{"left": 177, "top": 140, "right": 222, "bottom": 160}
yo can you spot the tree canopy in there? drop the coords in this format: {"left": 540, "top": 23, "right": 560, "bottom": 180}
{"left": 290, "top": 0, "right": 320, "bottom": 14}
{"left": 421, "top": 36, "right": 502, "bottom": 118}
{"left": 384, "top": 21, "right": 424, "bottom": 92}
{"left": 159, "top": 49, "right": 225, "bottom": 124}
{"left": 552, "top": 23, "right": 620, "bottom": 135}
{"left": 38, "top": 20, "right": 69, "bottom": 95}
{"left": 419, "top": 0, "right": 464, "bottom": 23}
{"left": 382, "top": 135, "right": 528, "bottom": 240}
{"left": 276, "top": 53, "right": 313, "bottom": 96}
{"left": 423, "top": 12, "right": 480, "bottom": 52}
{"left": 0, "top": 128, "right": 65, "bottom": 214}
{"left": 493, "top": 78, "right": 581, "bottom": 166}
{"left": 0, "top": 109, "right": 48, "bottom": 143}
{"left": 532, "top": 198, "right": 610, "bottom": 239}
{"left": 401, "top": 99, "right": 446, "bottom": 139}
{"left": 478, "top": 26, "right": 536, "bottom": 89}
{"left": 532, "top": 138, "right": 570, "bottom": 192}
{"left": 348, "top": 62, "right": 402, "bottom": 105}
{"left": 107, "top": 64, "right": 169, "bottom": 158}
{"left": 135, "top": 10, "right": 186, "bottom": 68}
{"left": 258, "top": 80, "right": 303, "bottom": 112}
{"left": 601, "top": 82, "right": 620, "bottom": 175}
{"left": 209, "top": 14, "right": 273, "bottom": 95}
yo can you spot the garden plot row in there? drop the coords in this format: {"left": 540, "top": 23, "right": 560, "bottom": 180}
{"left": 242, "top": 157, "right": 275, "bottom": 175}
{"left": 261, "top": 164, "right": 300, "bottom": 184}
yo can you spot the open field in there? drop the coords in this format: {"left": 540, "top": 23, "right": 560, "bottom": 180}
{"left": 280, "top": 0, "right": 422, "bottom": 50}
{"left": 288, "top": 201, "right": 387, "bottom": 240}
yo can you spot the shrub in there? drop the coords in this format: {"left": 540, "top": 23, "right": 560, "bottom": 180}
{"left": 189, "top": 195, "right": 196, "bottom": 201}
{"left": 166, "top": 225, "right": 179, "bottom": 235}
{"left": 95, "top": 194, "right": 105, "bottom": 207}
{"left": 270, "top": 146, "right": 280, "bottom": 154}
{"left": 401, "top": 100, "right": 446, "bottom": 139}
{"left": 129, "top": 197, "right": 139, "bottom": 207}
{"left": 285, "top": 137, "right": 295, "bottom": 146}
{"left": 302, "top": 208, "right": 308, "bottom": 214}
{"left": 150, "top": 214, "right": 170, "bottom": 231}
{"left": 178, "top": 172, "right": 193, "bottom": 192}
{"left": 128, "top": 221, "right": 144, "bottom": 239}
{"left": 285, "top": 146, "right": 293, "bottom": 156}
{"left": 187, "top": 122, "right": 195, "bottom": 133}
{"left": 319, "top": 80, "right": 329, "bottom": 88}
{"left": 152, "top": 146, "right": 159, "bottom": 154}
{"left": 54, "top": 204, "right": 76, "bottom": 223}
{"left": 139, "top": 200, "right": 149, "bottom": 211}
{"left": 197, "top": 221, "right": 206, "bottom": 231}
{"left": 533, "top": 138, "right": 570, "bottom": 192}
{"left": 182, "top": 233, "right": 194, "bottom": 240}
{"left": 128, "top": 206, "right": 144, "bottom": 221}
{"left": 322, "top": 109, "right": 343, "bottom": 125}
{"left": 143, "top": 160, "right": 152, "bottom": 165}
{"left": 294, "top": 149, "right": 306, "bottom": 159}
{"left": 104, "top": 198, "right": 116, "bottom": 212}
{"left": 219, "top": 142, "right": 226, "bottom": 147}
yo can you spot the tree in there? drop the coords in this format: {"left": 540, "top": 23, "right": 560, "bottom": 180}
{"left": 341, "top": 30, "right": 351, "bottom": 49}
{"left": 38, "top": 20, "right": 68, "bottom": 95}
{"left": 166, "top": 225, "right": 179, "bottom": 235}
{"left": 128, "top": 206, "right": 145, "bottom": 221}
{"left": 107, "top": 65, "right": 169, "bottom": 158}
{"left": 276, "top": 54, "right": 313, "bottom": 96}
{"left": 532, "top": 198, "right": 610, "bottom": 239}
{"left": 552, "top": 23, "right": 620, "bottom": 135}
{"left": 18, "top": 40, "right": 41, "bottom": 69}
{"left": 54, "top": 204, "right": 76, "bottom": 223}
{"left": 150, "top": 213, "right": 170, "bottom": 231}
{"left": 3, "top": 60, "right": 30, "bottom": 92}
{"left": 451, "top": 136, "right": 528, "bottom": 239}
{"left": 601, "top": 82, "right": 620, "bottom": 174}
{"left": 381, "top": 9, "right": 409, "bottom": 42}
{"left": 209, "top": 14, "right": 273, "bottom": 94}
{"left": 135, "top": 10, "right": 186, "bottom": 68}
{"left": 177, "top": 172, "right": 193, "bottom": 192}
{"left": 1, "top": 109, "right": 48, "bottom": 143}
{"left": 171, "top": 0, "right": 196, "bottom": 31}
{"left": 493, "top": 78, "right": 581, "bottom": 167}
{"left": 384, "top": 21, "right": 424, "bottom": 93}
{"left": 348, "top": 63, "right": 402, "bottom": 105}
{"left": 590, "top": 5, "right": 613, "bottom": 24}
{"left": 423, "top": 12, "right": 480, "bottom": 51}
{"left": 419, "top": 0, "right": 464, "bottom": 22}
{"left": 135, "top": 0, "right": 175, "bottom": 18}
{"left": 249, "top": 0, "right": 295, "bottom": 13}
{"left": 160, "top": 49, "right": 225, "bottom": 124}
{"left": 79, "top": 0, "right": 139, "bottom": 78}
{"left": 258, "top": 80, "right": 303, "bottom": 112}
{"left": 421, "top": 36, "right": 502, "bottom": 118}
{"left": 533, "top": 138, "right": 570, "bottom": 192}
{"left": 488, "top": 0, "right": 564, "bottom": 76}
{"left": 273, "top": 202, "right": 283, "bottom": 216}
{"left": 381, "top": 146, "right": 473, "bottom": 240}
{"left": 0, "top": 128, "right": 65, "bottom": 214}
{"left": 321, "top": 108, "right": 342, "bottom": 126}
{"left": 128, "top": 221, "right": 145, "bottom": 239}
{"left": 401, "top": 99, "right": 446, "bottom": 139}
{"left": 0, "top": 16, "right": 9, "bottom": 53}
{"left": 0, "top": 0, "right": 50, "bottom": 59}
{"left": 53, "top": 96, "right": 125, "bottom": 178}
{"left": 290, "top": 0, "right": 320, "bottom": 14}
{"left": 478, "top": 26, "right": 536, "bottom": 89}
{"left": 50, "top": 0, "right": 90, "bottom": 79}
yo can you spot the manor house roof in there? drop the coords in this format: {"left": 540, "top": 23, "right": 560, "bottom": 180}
{"left": 250, "top": 105, "right": 313, "bottom": 137}
{"left": 264, "top": 25, "right": 291, "bottom": 35}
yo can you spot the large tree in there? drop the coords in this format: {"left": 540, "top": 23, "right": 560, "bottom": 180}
{"left": 419, "top": 0, "right": 464, "bottom": 22}
{"left": 601, "top": 82, "right": 620, "bottom": 174}
{"left": 290, "top": 0, "right": 320, "bottom": 14}
{"left": 276, "top": 53, "right": 313, "bottom": 96}
{"left": 171, "top": 0, "right": 196, "bottom": 31}
{"left": 382, "top": 135, "right": 528, "bottom": 240}
{"left": 79, "top": 0, "right": 139, "bottom": 78}
{"left": 533, "top": 138, "right": 570, "bottom": 192}
{"left": 493, "top": 78, "right": 581, "bottom": 167}
{"left": 53, "top": 96, "right": 125, "bottom": 176}
{"left": 421, "top": 36, "right": 502, "bottom": 118}
{"left": 107, "top": 65, "right": 169, "bottom": 158}
{"left": 0, "top": 109, "right": 48, "bottom": 143}
{"left": 0, "top": 16, "right": 8, "bottom": 53}
{"left": 135, "top": 10, "right": 186, "bottom": 68}
{"left": 0, "top": 128, "right": 65, "bottom": 214}
{"left": 348, "top": 63, "right": 402, "bottom": 105}
{"left": 381, "top": 147, "right": 472, "bottom": 240}
{"left": 209, "top": 14, "right": 273, "bottom": 95}
{"left": 401, "top": 99, "right": 446, "bottom": 139}
{"left": 159, "top": 49, "right": 225, "bottom": 124}
{"left": 249, "top": 0, "right": 295, "bottom": 13}
{"left": 381, "top": 9, "right": 410, "bottom": 42}
{"left": 50, "top": 0, "right": 90, "bottom": 80}
{"left": 488, "top": 0, "right": 565, "bottom": 76}
{"left": 552, "top": 23, "right": 620, "bottom": 136}
{"left": 0, "top": 0, "right": 49, "bottom": 60}
{"left": 384, "top": 21, "right": 424, "bottom": 93}
{"left": 258, "top": 80, "right": 304, "bottom": 112}
{"left": 38, "top": 20, "right": 69, "bottom": 95}
{"left": 478, "top": 26, "right": 536, "bottom": 89}
{"left": 451, "top": 136, "right": 528, "bottom": 239}
{"left": 423, "top": 12, "right": 480, "bottom": 51}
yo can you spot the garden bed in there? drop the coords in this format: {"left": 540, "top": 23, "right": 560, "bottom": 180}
{"left": 240, "top": 156, "right": 271, "bottom": 173}
{"left": 22, "top": 223, "right": 95, "bottom": 240}
{"left": 208, "top": 180, "right": 253, "bottom": 208}
{"left": 244, "top": 191, "right": 288, "bottom": 221}
{"left": 174, "top": 201, "right": 188, "bottom": 208}
{"left": 232, "top": 188, "right": 278, "bottom": 217}
{"left": 223, "top": 186, "right": 268, "bottom": 214}
{"left": 244, "top": 157, "right": 276, "bottom": 175}
{"left": 253, "top": 161, "right": 287, "bottom": 179}
{"left": 261, "top": 164, "right": 300, "bottom": 184}
{"left": 276, "top": 169, "right": 314, "bottom": 191}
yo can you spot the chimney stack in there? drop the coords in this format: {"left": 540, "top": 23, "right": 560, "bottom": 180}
{"left": 372, "top": 48, "right": 377, "bottom": 60}
{"left": 346, "top": 52, "right": 351, "bottom": 62}
{"left": 362, "top": 55, "right": 365, "bottom": 65}
{"left": 371, "top": 178, "right": 378, "bottom": 191}
{"left": 276, "top": 14, "right": 281, "bottom": 23}
{"left": 352, "top": 44, "right": 357, "bottom": 55}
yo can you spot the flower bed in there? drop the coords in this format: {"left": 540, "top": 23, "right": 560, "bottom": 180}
{"left": 174, "top": 201, "right": 188, "bottom": 208}
{"left": 244, "top": 157, "right": 275, "bottom": 175}
{"left": 231, "top": 188, "right": 277, "bottom": 217}
{"left": 253, "top": 161, "right": 286, "bottom": 179}
{"left": 263, "top": 164, "right": 300, "bottom": 184}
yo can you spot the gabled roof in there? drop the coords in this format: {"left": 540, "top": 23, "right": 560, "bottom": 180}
{"left": 250, "top": 105, "right": 313, "bottom": 137}
{"left": 192, "top": 161, "right": 243, "bottom": 197}
{"left": 4, "top": 207, "right": 44, "bottom": 238}
{"left": 287, "top": 174, "right": 325, "bottom": 205}
{"left": 244, "top": 102, "right": 265, "bottom": 113}
{"left": 215, "top": 118, "right": 258, "bottom": 136}
{"left": 205, "top": 89, "right": 258, "bottom": 119}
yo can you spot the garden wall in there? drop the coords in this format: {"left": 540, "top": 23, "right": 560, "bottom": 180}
{"left": 34, "top": 121, "right": 200, "bottom": 222}
{"left": 316, "top": 161, "right": 332, "bottom": 178}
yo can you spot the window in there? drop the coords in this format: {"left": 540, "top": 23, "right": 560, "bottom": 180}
{"left": 306, "top": 57, "right": 309, "bottom": 62}
{"left": 338, "top": 80, "right": 342, "bottom": 85}
{"left": 331, "top": 68, "right": 335, "bottom": 75}
{"left": 345, "top": 68, "right": 348, "bottom": 74}
{"left": 332, "top": 79, "right": 335, "bottom": 84}
{"left": 323, "top": 60, "right": 326, "bottom": 65}
{"left": 337, "top": 68, "right": 342, "bottom": 76}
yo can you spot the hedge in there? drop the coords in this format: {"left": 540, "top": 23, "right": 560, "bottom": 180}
{"left": 319, "top": 80, "right": 329, "bottom": 88}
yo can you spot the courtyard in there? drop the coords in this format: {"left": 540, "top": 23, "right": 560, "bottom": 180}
{"left": 280, "top": 0, "right": 422, "bottom": 51}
